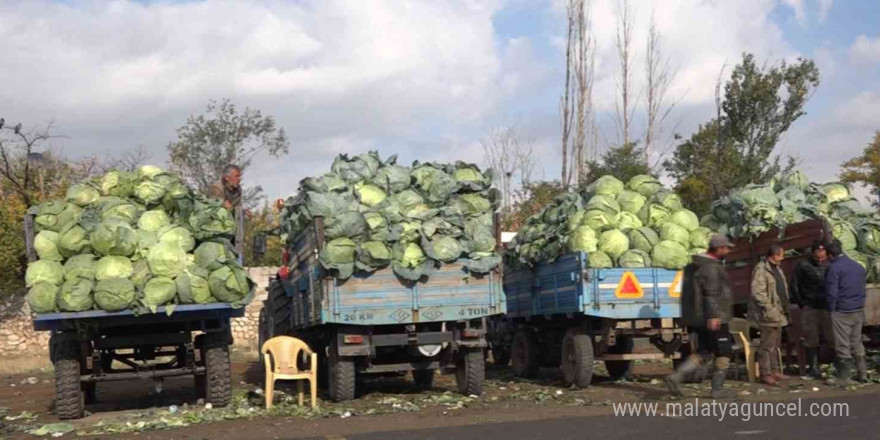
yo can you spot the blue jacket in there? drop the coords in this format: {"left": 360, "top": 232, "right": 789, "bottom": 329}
{"left": 826, "top": 255, "right": 867, "bottom": 313}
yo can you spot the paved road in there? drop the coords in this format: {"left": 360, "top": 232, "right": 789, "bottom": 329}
{"left": 326, "top": 394, "right": 880, "bottom": 440}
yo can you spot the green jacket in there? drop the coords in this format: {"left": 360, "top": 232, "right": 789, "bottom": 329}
{"left": 747, "top": 260, "right": 790, "bottom": 327}
{"left": 681, "top": 254, "right": 733, "bottom": 327}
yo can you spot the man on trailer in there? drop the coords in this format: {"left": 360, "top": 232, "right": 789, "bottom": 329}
{"left": 666, "top": 234, "right": 736, "bottom": 398}
{"left": 790, "top": 240, "right": 833, "bottom": 379}
{"left": 209, "top": 164, "right": 246, "bottom": 264}
{"left": 825, "top": 241, "right": 868, "bottom": 385}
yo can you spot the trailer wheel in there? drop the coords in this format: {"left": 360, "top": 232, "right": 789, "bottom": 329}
{"left": 328, "top": 344, "right": 356, "bottom": 402}
{"left": 412, "top": 369, "right": 435, "bottom": 390}
{"left": 561, "top": 328, "right": 594, "bottom": 388}
{"left": 54, "top": 339, "right": 84, "bottom": 420}
{"left": 204, "top": 334, "right": 231, "bottom": 407}
{"left": 605, "top": 336, "right": 634, "bottom": 380}
{"left": 511, "top": 328, "right": 540, "bottom": 378}
{"left": 455, "top": 348, "right": 485, "bottom": 396}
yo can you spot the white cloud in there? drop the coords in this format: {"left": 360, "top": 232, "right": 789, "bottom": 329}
{"left": 850, "top": 35, "right": 880, "bottom": 65}
{"left": 818, "top": 0, "right": 834, "bottom": 22}
{"left": 834, "top": 91, "right": 880, "bottom": 128}
{"left": 781, "top": 0, "right": 808, "bottom": 25}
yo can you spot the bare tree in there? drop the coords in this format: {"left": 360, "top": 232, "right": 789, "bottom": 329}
{"left": 481, "top": 123, "right": 536, "bottom": 217}
{"left": 614, "top": 0, "right": 636, "bottom": 148}
{"left": 560, "top": 0, "right": 597, "bottom": 188}
{"left": 111, "top": 145, "right": 152, "bottom": 172}
{"left": 560, "top": 0, "right": 577, "bottom": 188}
{"left": 643, "top": 10, "right": 679, "bottom": 165}
{"left": 0, "top": 121, "right": 63, "bottom": 206}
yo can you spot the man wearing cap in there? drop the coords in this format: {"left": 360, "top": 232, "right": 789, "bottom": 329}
{"left": 666, "top": 234, "right": 736, "bottom": 398}
{"left": 790, "top": 240, "right": 833, "bottom": 378}
{"left": 825, "top": 241, "right": 868, "bottom": 385}
{"left": 748, "top": 244, "right": 790, "bottom": 386}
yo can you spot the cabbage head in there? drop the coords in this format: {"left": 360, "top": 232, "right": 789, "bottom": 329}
{"left": 66, "top": 183, "right": 100, "bottom": 207}
{"left": 690, "top": 227, "right": 712, "bottom": 250}
{"left": 582, "top": 209, "right": 615, "bottom": 231}
{"left": 629, "top": 227, "right": 660, "bottom": 253}
{"left": 587, "top": 251, "right": 613, "bottom": 268}
{"left": 177, "top": 268, "right": 214, "bottom": 304}
{"left": 422, "top": 235, "right": 462, "bottom": 263}
{"left": 569, "top": 224, "right": 598, "bottom": 253}
{"left": 143, "top": 276, "right": 177, "bottom": 307}
{"left": 58, "top": 223, "right": 91, "bottom": 258}
{"left": 64, "top": 254, "right": 97, "bottom": 281}
{"left": 618, "top": 249, "right": 652, "bottom": 268}
{"left": 137, "top": 165, "right": 164, "bottom": 180}
{"left": 637, "top": 203, "right": 671, "bottom": 228}
{"left": 33, "top": 201, "right": 82, "bottom": 232}
{"left": 588, "top": 176, "right": 625, "bottom": 196}
{"left": 208, "top": 266, "right": 250, "bottom": 302}
{"left": 57, "top": 278, "right": 94, "bottom": 312}
{"left": 669, "top": 209, "right": 700, "bottom": 232}
{"left": 138, "top": 210, "right": 171, "bottom": 232}
{"left": 355, "top": 183, "right": 387, "bottom": 207}
{"left": 158, "top": 226, "right": 196, "bottom": 252}
{"left": 598, "top": 229, "right": 630, "bottom": 259}
{"left": 453, "top": 194, "right": 492, "bottom": 217}
{"left": 653, "top": 191, "right": 683, "bottom": 211}
{"left": 652, "top": 240, "right": 690, "bottom": 269}
{"left": 27, "top": 283, "right": 59, "bottom": 313}
{"left": 95, "top": 256, "right": 133, "bottom": 281}
{"left": 453, "top": 165, "right": 487, "bottom": 187}
{"left": 91, "top": 218, "right": 138, "bottom": 257}
{"left": 586, "top": 195, "right": 621, "bottom": 215}
{"left": 34, "top": 230, "right": 63, "bottom": 261}
{"left": 614, "top": 211, "right": 643, "bottom": 230}
{"left": 100, "top": 171, "right": 137, "bottom": 198}
{"left": 357, "top": 241, "right": 392, "bottom": 268}
{"left": 101, "top": 198, "right": 141, "bottom": 224}
{"left": 660, "top": 223, "right": 691, "bottom": 247}
{"left": 147, "top": 242, "right": 186, "bottom": 278}
{"left": 372, "top": 165, "right": 412, "bottom": 193}
{"left": 94, "top": 278, "right": 136, "bottom": 311}
{"left": 390, "top": 221, "right": 422, "bottom": 243}
{"left": 859, "top": 223, "right": 880, "bottom": 255}
{"left": 831, "top": 220, "right": 858, "bottom": 251}
{"left": 194, "top": 241, "right": 234, "bottom": 271}
{"left": 780, "top": 170, "right": 810, "bottom": 191}
{"left": 616, "top": 190, "right": 647, "bottom": 214}
{"left": 135, "top": 181, "right": 166, "bottom": 205}
{"left": 411, "top": 164, "right": 458, "bottom": 204}
{"left": 319, "top": 237, "right": 357, "bottom": 278}
{"left": 130, "top": 259, "right": 152, "bottom": 290}
{"left": 464, "top": 214, "right": 496, "bottom": 252}
{"left": 627, "top": 175, "right": 662, "bottom": 197}
{"left": 822, "top": 183, "right": 850, "bottom": 203}
{"left": 394, "top": 242, "right": 426, "bottom": 269}
{"left": 26, "top": 260, "right": 63, "bottom": 287}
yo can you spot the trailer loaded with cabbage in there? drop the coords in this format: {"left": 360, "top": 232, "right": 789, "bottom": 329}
{"left": 260, "top": 152, "right": 504, "bottom": 401}
{"left": 24, "top": 166, "right": 254, "bottom": 419}
{"left": 493, "top": 175, "right": 690, "bottom": 387}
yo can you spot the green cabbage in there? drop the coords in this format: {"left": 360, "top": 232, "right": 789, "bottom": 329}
{"left": 95, "top": 256, "right": 133, "bottom": 281}
{"left": 357, "top": 241, "right": 392, "bottom": 268}
{"left": 135, "top": 181, "right": 166, "bottom": 205}
{"left": 137, "top": 165, "right": 164, "bottom": 180}
{"left": 629, "top": 227, "right": 660, "bottom": 253}
{"left": 627, "top": 175, "right": 662, "bottom": 197}
{"left": 588, "top": 175, "right": 625, "bottom": 196}
{"left": 690, "top": 227, "right": 713, "bottom": 250}
{"left": 57, "top": 278, "right": 94, "bottom": 312}
{"left": 669, "top": 209, "right": 700, "bottom": 232}
{"left": 582, "top": 209, "right": 615, "bottom": 231}
{"left": 208, "top": 266, "right": 250, "bottom": 302}
{"left": 586, "top": 195, "right": 621, "bottom": 215}
{"left": 660, "top": 223, "right": 691, "bottom": 246}
{"left": 616, "top": 190, "right": 647, "bottom": 214}
{"left": 100, "top": 171, "right": 137, "bottom": 198}
{"left": 138, "top": 210, "right": 171, "bottom": 232}
{"left": 143, "top": 276, "right": 177, "bottom": 307}
{"left": 614, "top": 211, "right": 643, "bottom": 230}
{"left": 26, "top": 260, "right": 64, "bottom": 287}
{"left": 422, "top": 235, "right": 462, "bottom": 262}
{"left": 653, "top": 191, "right": 683, "bottom": 211}
{"left": 64, "top": 254, "right": 97, "bottom": 281}
{"left": 395, "top": 242, "right": 426, "bottom": 268}
{"left": 57, "top": 223, "right": 91, "bottom": 258}
{"left": 822, "top": 183, "right": 850, "bottom": 203}
{"left": 130, "top": 259, "right": 152, "bottom": 290}
{"left": 618, "top": 249, "right": 652, "bottom": 268}
{"left": 652, "top": 240, "right": 690, "bottom": 269}
{"left": 570, "top": 225, "right": 598, "bottom": 253}
{"left": 34, "top": 230, "right": 63, "bottom": 261}
{"left": 598, "top": 229, "right": 630, "bottom": 259}
{"left": 319, "top": 237, "right": 357, "bottom": 279}
{"left": 176, "top": 267, "right": 214, "bottom": 304}
{"left": 355, "top": 183, "right": 387, "bottom": 207}
{"left": 637, "top": 203, "right": 671, "bottom": 228}
{"left": 33, "top": 201, "right": 82, "bottom": 232}
{"left": 158, "top": 226, "right": 196, "bottom": 252}
{"left": 93, "top": 278, "right": 136, "bottom": 311}
{"left": 372, "top": 165, "right": 412, "bottom": 193}
{"left": 831, "top": 220, "right": 858, "bottom": 251}
{"left": 91, "top": 218, "right": 138, "bottom": 257}
{"left": 452, "top": 194, "right": 492, "bottom": 217}
{"left": 587, "top": 251, "right": 613, "bottom": 268}
{"left": 101, "top": 198, "right": 141, "bottom": 224}
{"left": 194, "top": 241, "right": 235, "bottom": 271}
{"left": 147, "top": 242, "right": 186, "bottom": 278}
{"left": 27, "top": 283, "right": 59, "bottom": 313}
{"left": 66, "top": 183, "right": 100, "bottom": 207}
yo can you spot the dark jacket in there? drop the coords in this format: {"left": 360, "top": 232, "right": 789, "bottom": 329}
{"left": 826, "top": 255, "right": 867, "bottom": 313}
{"left": 790, "top": 258, "right": 830, "bottom": 309}
{"left": 681, "top": 253, "right": 733, "bottom": 327}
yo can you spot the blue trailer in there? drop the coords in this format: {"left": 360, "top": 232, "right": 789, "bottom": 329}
{"left": 259, "top": 218, "right": 505, "bottom": 401}
{"left": 490, "top": 252, "right": 685, "bottom": 387}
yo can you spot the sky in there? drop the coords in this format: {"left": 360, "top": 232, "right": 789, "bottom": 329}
{"left": 1, "top": 0, "right": 879, "bottom": 202}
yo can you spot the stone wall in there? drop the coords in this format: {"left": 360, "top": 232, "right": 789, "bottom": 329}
{"left": 0, "top": 267, "right": 277, "bottom": 357}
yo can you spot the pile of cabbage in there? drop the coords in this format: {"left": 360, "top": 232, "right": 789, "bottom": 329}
{"left": 25, "top": 166, "right": 253, "bottom": 314}
{"left": 278, "top": 151, "right": 500, "bottom": 281}
{"left": 704, "top": 171, "right": 880, "bottom": 279}
{"left": 507, "top": 175, "right": 710, "bottom": 270}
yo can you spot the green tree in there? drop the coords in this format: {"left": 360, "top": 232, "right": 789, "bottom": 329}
{"left": 243, "top": 201, "right": 283, "bottom": 267}
{"left": 664, "top": 53, "right": 818, "bottom": 215}
{"left": 503, "top": 181, "right": 566, "bottom": 231}
{"left": 167, "top": 99, "right": 290, "bottom": 204}
{"left": 582, "top": 142, "right": 652, "bottom": 186}
{"left": 840, "top": 131, "right": 880, "bottom": 207}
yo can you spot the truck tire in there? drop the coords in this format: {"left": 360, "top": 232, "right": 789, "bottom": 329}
{"left": 605, "top": 336, "right": 634, "bottom": 380}
{"left": 455, "top": 348, "right": 485, "bottom": 396}
{"left": 204, "top": 334, "right": 231, "bottom": 407}
{"left": 54, "top": 340, "right": 84, "bottom": 420}
{"left": 487, "top": 317, "right": 512, "bottom": 367}
{"left": 511, "top": 328, "right": 540, "bottom": 378}
{"left": 260, "top": 278, "right": 292, "bottom": 363}
{"left": 412, "top": 369, "right": 435, "bottom": 390}
{"left": 328, "top": 345, "right": 356, "bottom": 402}
{"left": 561, "top": 327, "right": 594, "bottom": 388}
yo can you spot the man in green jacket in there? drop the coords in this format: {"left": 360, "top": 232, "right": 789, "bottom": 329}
{"left": 748, "top": 244, "right": 790, "bottom": 386}
{"left": 666, "top": 234, "right": 736, "bottom": 398}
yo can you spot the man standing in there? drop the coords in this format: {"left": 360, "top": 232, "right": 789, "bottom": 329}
{"left": 748, "top": 244, "right": 790, "bottom": 386}
{"left": 666, "top": 234, "right": 736, "bottom": 398}
{"left": 790, "top": 241, "right": 832, "bottom": 378}
{"left": 825, "top": 241, "right": 868, "bottom": 385}
{"left": 209, "top": 164, "right": 245, "bottom": 263}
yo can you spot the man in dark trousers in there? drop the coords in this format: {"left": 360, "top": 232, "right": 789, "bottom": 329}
{"left": 790, "top": 240, "right": 832, "bottom": 378}
{"left": 666, "top": 234, "right": 736, "bottom": 398}
{"left": 825, "top": 241, "right": 868, "bottom": 385}
{"left": 748, "top": 244, "right": 791, "bottom": 386}
{"left": 208, "top": 164, "right": 245, "bottom": 263}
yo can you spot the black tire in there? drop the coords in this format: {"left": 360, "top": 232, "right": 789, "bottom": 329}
{"left": 605, "top": 336, "right": 635, "bottom": 380}
{"left": 511, "top": 328, "right": 540, "bottom": 378}
{"left": 487, "top": 317, "right": 512, "bottom": 367}
{"left": 455, "top": 348, "right": 485, "bottom": 396}
{"left": 203, "top": 334, "right": 231, "bottom": 407}
{"left": 260, "top": 278, "right": 293, "bottom": 363}
{"left": 54, "top": 339, "right": 84, "bottom": 420}
{"left": 328, "top": 344, "right": 356, "bottom": 402}
{"left": 561, "top": 327, "right": 594, "bottom": 388}
{"left": 83, "top": 383, "right": 97, "bottom": 405}
{"left": 413, "top": 369, "right": 435, "bottom": 390}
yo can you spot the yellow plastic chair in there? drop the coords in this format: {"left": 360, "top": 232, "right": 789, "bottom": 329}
{"left": 729, "top": 318, "right": 757, "bottom": 382}
{"left": 261, "top": 336, "right": 318, "bottom": 409}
